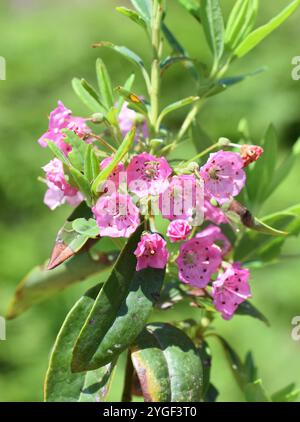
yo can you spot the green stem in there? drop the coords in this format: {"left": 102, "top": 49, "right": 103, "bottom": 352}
{"left": 122, "top": 350, "right": 134, "bottom": 402}
{"left": 150, "top": 0, "right": 163, "bottom": 135}
{"left": 186, "top": 142, "right": 220, "bottom": 164}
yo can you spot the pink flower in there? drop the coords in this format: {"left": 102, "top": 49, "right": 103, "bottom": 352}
{"left": 212, "top": 263, "right": 251, "bottom": 320}
{"left": 99, "top": 157, "right": 126, "bottom": 192}
{"left": 118, "top": 101, "right": 149, "bottom": 140}
{"left": 92, "top": 192, "right": 140, "bottom": 238}
{"left": 43, "top": 158, "right": 83, "bottom": 210}
{"left": 134, "top": 232, "right": 169, "bottom": 271}
{"left": 204, "top": 196, "right": 228, "bottom": 225}
{"left": 200, "top": 150, "right": 246, "bottom": 204}
{"left": 127, "top": 152, "right": 172, "bottom": 197}
{"left": 160, "top": 175, "right": 200, "bottom": 221}
{"left": 38, "top": 101, "right": 91, "bottom": 155}
{"left": 176, "top": 237, "right": 222, "bottom": 288}
{"left": 167, "top": 219, "right": 192, "bottom": 243}
{"left": 196, "top": 225, "right": 231, "bottom": 256}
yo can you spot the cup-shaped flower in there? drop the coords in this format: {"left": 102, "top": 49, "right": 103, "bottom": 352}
{"left": 127, "top": 152, "right": 172, "bottom": 197}
{"left": 196, "top": 225, "right": 231, "bottom": 256}
{"left": 167, "top": 219, "right": 192, "bottom": 243}
{"left": 43, "top": 158, "right": 83, "bottom": 210}
{"left": 38, "top": 101, "right": 91, "bottom": 154}
{"left": 200, "top": 150, "right": 246, "bottom": 204}
{"left": 134, "top": 232, "right": 169, "bottom": 271}
{"left": 176, "top": 237, "right": 222, "bottom": 288}
{"left": 212, "top": 263, "right": 251, "bottom": 320}
{"left": 92, "top": 192, "right": 140, "bottom": 238}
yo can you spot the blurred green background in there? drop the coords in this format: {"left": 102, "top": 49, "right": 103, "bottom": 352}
{"left": 1, "top": 0, "right": 300, "bottom": 402}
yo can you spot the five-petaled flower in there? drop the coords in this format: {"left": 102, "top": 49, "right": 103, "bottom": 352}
{"left": 212, "top": 263, "right": 251, "bottom": 320}
{"left": 92, "top": 192, "right": 140, "bottom": 238}
{"left": 176, "top": 237, "right": 222, "bottom": 288}
{"left": 127, "top": 152, "right": 172, "bottom": 197}
{"left": 134, "top": 232, "right": 169, "bottom": 271}
{"left": 200, "top": 150, "right": 246, "bottom": 204}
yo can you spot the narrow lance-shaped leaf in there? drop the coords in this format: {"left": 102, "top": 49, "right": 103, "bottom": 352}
{"left": 6, "top": 249, "right": 113, "bottom": 320}
{"left": 92, "top": 126, "right": 136, "bottom": 194}
{"left": 117, "top": 73, "right": 136, "bottom": 113}
{"left": 130, "top": 0, "right": 152, "bottom": 24}
{"left": 177, "top": 0, "right": 202, "bottom": 21}
{"left": 131, "top": 323, "right": 203, "bottom": 402}
{"left": 47, "top": 203, "right": 94, "bottom": 270}
{"left": 156, "top": 96, "right": 200, "bottom": 129}
{"left": 234, "top": 204, "right": 300, "bottom": 263}
{"left": 92, "top": 42, "right": 150, "bottom": 90}
{"left": 116, "top": 7, "right": 147, "bottom": 30}
{"left": 96, "top": 58, "right": 114, "bottom": 109}
{"left": 200, "top": 0, "right": 225, "bottom": 65}
{"left": 235, "top": 300, "right": 269, "bottom": 326}
{"left": 234, "top": 0, "right": 300, "bottom": 58}
{"left": 72, "top": 225, "right": 166, "bottom": 372}
{"left": 72, "top": 78, "right": 106, "bottom": 113}
{"left": 225, "top": 0, "right": 258, "bottom": 50}
{"left": 84, "top": 143, "right": 99, "bottom": 183}
{"left": 115, "top": 86, "right": 148, "bottom": 116}
{"left": 44, "top": 284, "right": 116, "bottom": 402}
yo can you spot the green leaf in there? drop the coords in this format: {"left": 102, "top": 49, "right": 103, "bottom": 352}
{"left": 117, "top": 73, "right": 136, "bottom": 113}
{"left": 234, "top": 204, "right": 300, "bottom": 263}
{"left": 264, "top": 137, "right": 300, "bottom": 200}
{"left": 130, "top": 0, "right": 152, "bottom": 23}
{"left": 215, "top": 336, "right": 246, "bottom": 390}
{"left": 92, "top": 127, "right": 136, "bottom": 194}
{"left": 271, "top": 383, "right": 300, "bottom": 402}
{"left": 92, "top": 42, "right": 150, "bottom": 89}
{"left": 234, "top": 0, "right": 300, "bottom": 58}
{"left": 235, "top": 300, "right": 269, "bottom": 326}
{"left": 72, "top": 78, "right": 106, "bottom": 113}
{"left": 69, "top": 167, "right": 91, "bottom": 204}
{"left": 160, "top": 55, "right": 195, "bottom": 75}
{"left": 162, "top": 24, "right": 199, "bottom": 82}
{"left": 225, "top": 0, "right": 258, "bottom": 50}
{"left": 44, "top": 284, "right": 116, "bottom": 402}
{"left": 198, "top": 340, "right": 212, "bottom": 398}
{"left": 204, "top": 383, "right": 219, "bottom": 402}
{"left": 116, "top": 7, "right": 147, "bottom": 30}
{"left": 115, "top": 86, "right": 148, "bottom": 116}
{"left": 246, "top": 124, "right": 278, "bottom": 206}
{"left": 72, "top": 218, "right": 99, "bottom": 238}
{"left": 47, "top": 140, "right": 70, "bottom": 167}
{"left": 84, "top": 144, "right": 99, "bottom": 183}
{"left": 47, "top": 203, "right": 93, "bottom": 270}
{"left": 200, "top": 0, "right": 224, "bottom": 65}
{"left": 71, "top": 225, "right": 165, "bottom": 372}
{"left": 6, "top": 250, "right": 113, "bottom": 320}
{"left": 96, "top": 59, "right": 114, "bottom": 109}
{"left": 131, "top": 323, "right": 203, "bottom": 402}
{"left": 63, "top": 129, "right": 88, "bottom": 172}
{"left": 177, "top": 0, "right": 201, "bottom": 21}
{"left": 244, "top": 380, "right": 271, "bottom": 402}
{"left": 157, "top": 96, "right": 199, "bottom": 128}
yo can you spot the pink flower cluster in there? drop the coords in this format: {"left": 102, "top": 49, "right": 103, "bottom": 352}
{"left": 43, "top": 159, "right": 83, "bottom": 210}
{"left": 39, "top": 101, "right": 91, "bottom": 155}
{"left": 39, "top": 101, "right": 257, "bottom": 320}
